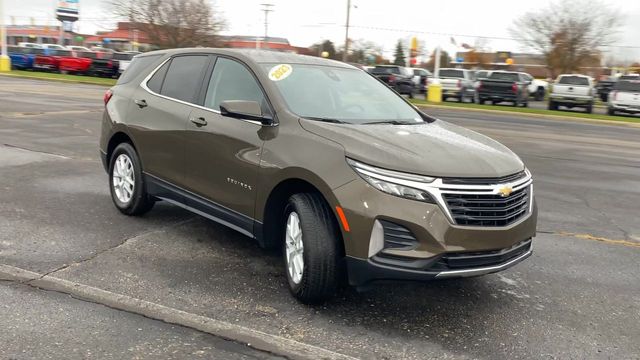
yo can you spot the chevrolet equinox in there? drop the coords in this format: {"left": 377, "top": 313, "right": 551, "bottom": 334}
{"left": 100, "top": 49, "right": 537, "bottom": 303}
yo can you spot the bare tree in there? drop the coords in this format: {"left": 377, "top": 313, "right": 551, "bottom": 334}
{"left": 110, "top": 0, "right": 226, "bottom": 49}
{"left": 510, "top": 0, "right": 622, "bottom": 76}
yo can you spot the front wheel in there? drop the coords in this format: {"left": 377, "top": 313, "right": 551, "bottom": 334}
{"left": 283, "top": 193, "right": 342, "bottom": 304}
{"left": 109, "top": 143, "right": 155, "bottom": 216}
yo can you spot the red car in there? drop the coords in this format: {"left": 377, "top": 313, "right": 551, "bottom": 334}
{"left": 59, "top": 50, "right": 93, "bottom": 74}
{"left": 33, "top": 49, "right": 67, "bottom": 72}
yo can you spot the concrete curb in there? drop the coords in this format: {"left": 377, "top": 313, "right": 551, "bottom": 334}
{"left": 415, "top": 103, "right": 640, "bottom": 128}
{"left": 0, "top": 264, "right": 357, "bottom": 360}
{"left": 0, "top": 72, "right": 113, "bottom": 87}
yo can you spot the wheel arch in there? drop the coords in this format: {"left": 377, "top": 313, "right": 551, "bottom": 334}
{"left": 106, "top": 131, "right": 136, "bottom": 165}
{"left": 256, "top": 172, "right": 346, "bottom": 257}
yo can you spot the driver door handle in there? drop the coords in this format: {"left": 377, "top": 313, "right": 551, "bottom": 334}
{"left": 134, "top": 99, "right": 147, "bottom": 108}
{"left": 190, "top": 116, "right": 208, "bottom": 127}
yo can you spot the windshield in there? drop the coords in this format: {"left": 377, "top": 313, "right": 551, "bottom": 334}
{"left": 614, "top": 80, "right": 640, "bottom": 92}
{"left": 558, "top": 76, "right": 589, "bottom": 86}
{"left": 489, "top": 72, "right": 520, "bottom": 82}
{"left": 263, "top": 64, "right": 424, "bottom": 124}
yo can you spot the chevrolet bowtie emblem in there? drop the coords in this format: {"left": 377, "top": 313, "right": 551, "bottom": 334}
{"left": 498, "top": 186, "right": 513, "bottom": 197}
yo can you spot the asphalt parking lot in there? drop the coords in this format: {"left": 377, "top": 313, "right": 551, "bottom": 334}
{"left": 1, "top": 76, "right": 639, "bottom": 359}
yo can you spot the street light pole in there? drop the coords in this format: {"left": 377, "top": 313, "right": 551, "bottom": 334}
{"left": 342, "top": 0, "right": 351, "bottom": 62}
{"left": 0, "top": 0, "right": 10, "bottom": 72}
{"left": 260, "top": 3, "right": 273, "bottom": 49}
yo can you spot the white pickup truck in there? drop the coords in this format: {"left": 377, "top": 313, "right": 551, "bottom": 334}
{"left": 548, "top": 74, "right": 595, "bottom": 113}
{"left": 436, "top": 68, "right": 476, "bottom": 102}
{"left": 607, "top": 80, "right": 640, "bottom": 115}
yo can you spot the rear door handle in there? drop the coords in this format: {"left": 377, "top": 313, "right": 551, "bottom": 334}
{"left": 134, "top": 99, "right": 147, "bottom": 108}
{"left": 190, "top": 116, "right": 208, "bottom": 127}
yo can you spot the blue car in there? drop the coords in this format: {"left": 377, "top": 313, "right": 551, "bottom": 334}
{"left": 7, "top": 46, "right": 38, "bottom": 70}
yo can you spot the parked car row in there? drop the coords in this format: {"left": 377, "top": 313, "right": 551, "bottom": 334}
{"left": 367, "top": 65, "right": 638, "bottom": 116}
{"left": 7, "top": 45, "right": 140, "bottom": 78}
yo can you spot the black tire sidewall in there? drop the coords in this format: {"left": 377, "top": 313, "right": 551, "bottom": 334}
{"left": 108, "top": 143, "right": 148, "bottom": 214}
{"left": 282, "top": 201, "right": 306, "bottom": 294}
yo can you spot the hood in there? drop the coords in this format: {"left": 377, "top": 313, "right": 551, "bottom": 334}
{"left": 300, "top": 119, "right": 524, "bottom": 178}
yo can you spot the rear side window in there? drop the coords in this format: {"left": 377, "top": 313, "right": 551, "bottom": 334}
{"left": 160, "top": 55, "right": 209, "bottom": 103}
{"left": 204, "top": 57, "right": 268, "bottom": 114}
{"left": 558, "top": 76, "right": 589, "bottom": 86}
{"left": 146, "top": 61, "right": 170, "bottom": 93}
{"left": 117, "top": 54, "right": 161, "bottom": 85}
{"left": 439, "top": 69, "right": 464, "bottom": 78}
{"left": 372, "top": 67, "right": 400, "bottom": 75}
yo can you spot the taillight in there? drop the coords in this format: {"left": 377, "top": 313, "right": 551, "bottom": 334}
{"left": 611, "top": 91, "right": 617, "bottom": 101}
{"left": 512, "top": 83, "right": 518, "bottom": 92}
{"left": 389, "top": 75, "right": 396, "bottom": 83}
{"left": 477, "top": 81, "right": 483, "bottom": 90}
{"left": 104, "top": 89, "right": 113, "bottom": 105}
{"left": 457, "top": 79, "right": 461, "bottom": 89}
{"left": 108, "top": 60, "right": 113, "bottom": 68}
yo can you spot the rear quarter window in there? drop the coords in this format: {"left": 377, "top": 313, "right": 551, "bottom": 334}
{"left": 116, "top": 54, "right": 162, "bottom": 85}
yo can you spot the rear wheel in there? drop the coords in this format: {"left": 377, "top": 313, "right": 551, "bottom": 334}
{"left": 283, "top": 193, "right": 342, "bottom": 304}
{"left": 607, "top": 107, "right": 615, "bottom": 116}
{"left": 585, "top": 103, "right": 593, "bottom": 114}
{"left": 109, "top": 143, "right": 155, "bottom": 216}
{"left": 548, "top": 100, "right": 557, "bottom": 111}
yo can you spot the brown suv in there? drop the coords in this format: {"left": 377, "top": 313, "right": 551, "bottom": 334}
{"left": 100, "top": 49, "right": 537, "bottom": 303}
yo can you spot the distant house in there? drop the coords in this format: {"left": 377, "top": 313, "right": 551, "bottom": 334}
{"left": 84, "top": 22, "right": 151, "bottom": 51}
{"left": 5, "top": 25, "right": 88, "bottom": 47}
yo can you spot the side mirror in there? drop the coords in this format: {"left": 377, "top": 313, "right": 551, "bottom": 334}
{"left": 220, "top": 100, "right": 274, "bottom": 126}
{"left": 525, "top": 81, "right": 532, "bottom": 85}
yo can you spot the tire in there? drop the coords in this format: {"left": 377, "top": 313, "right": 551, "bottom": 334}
{"left": 548, "top": 100, "right": 557, "bottom": 111}
{"left": 283, "top": 193, "right": 342, "bottom": 304}
{"left": 535, "top": 88, "right": 545, "bottom": 101}
{"left": 607, "top": 107, "right": 615, "bottom": 116}
{"left": 585, "top": 103, "right": 593, "bottom": 114}
{"left": 512, "top": 99, "right": 519, "bottom": 107}
{"left": 600, "top": 94, "right": 608, "bottom": 103}
{"left": 522, "top": 101, "right": 529, "bottom": 108}
{"left": 108, "top": 142, "right": 155, "bottom": 216}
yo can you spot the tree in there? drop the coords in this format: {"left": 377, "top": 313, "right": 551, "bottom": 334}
{"left": 110, "top": 0, "right": 226, "bottom": 49}
{"left": 425, "top": 49, "right": 450, "bottom": 72}
{"left": 393, "top": 40, "right": 405, "bottom": 66}
{"left": 310, "top": 40, "right": 338, "bottom": 60}
{"left": 337, "top": 39, "right": 383, "bottom": 64}
{"left": 509, "top": 0, "right": 622, "bottom": 76}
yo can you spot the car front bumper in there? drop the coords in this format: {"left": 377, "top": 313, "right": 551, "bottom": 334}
{"left": 609, "top": 103, "right": 640, "bottom": 113}
{"left": 333, "top": 175, "right": 538, "bottom": 287}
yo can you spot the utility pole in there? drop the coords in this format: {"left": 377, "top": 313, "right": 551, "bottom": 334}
{"left": 342, "top": 0, "right": 351, "bottom": 62}
{"left": 0, "top": 0, "right": 10, "bottom": 72}
{"left": 260, "top": 3, "right": 273, "bottom": 49}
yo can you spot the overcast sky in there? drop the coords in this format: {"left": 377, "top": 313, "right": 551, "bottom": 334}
{"left": 5, "top": 0, "right": 640, "bottom": 62}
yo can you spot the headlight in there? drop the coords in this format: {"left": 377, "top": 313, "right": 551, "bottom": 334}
{"left": 347, "top": 158, "right": 436, "bottom": 203}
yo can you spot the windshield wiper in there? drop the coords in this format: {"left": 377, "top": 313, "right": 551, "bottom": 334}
{"left": 361, "top": 120, "right": 421, "bottom": 125}
{"left": 303, "top": 117, "right": 347, "bottom": 124}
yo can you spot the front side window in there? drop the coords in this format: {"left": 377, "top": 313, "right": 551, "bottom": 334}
{"left": 263, "top": 63, "right": 424, "bottom": 124}
{"left": 204, "top": 57, "right": 268, "bottom": 114}
{"left": 160, "top": 55, "right": 209, "bottom": 103}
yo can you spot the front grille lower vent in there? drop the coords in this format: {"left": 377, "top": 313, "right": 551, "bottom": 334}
{"left": 379, "top": 220, "right": 418, "bottom": 250}
{"left": 443, "top": 186, "right": 530, "bottom": 227}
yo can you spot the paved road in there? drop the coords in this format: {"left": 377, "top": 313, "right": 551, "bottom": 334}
{"left": 1, "top": 76, "right": 639, "bottom": 359}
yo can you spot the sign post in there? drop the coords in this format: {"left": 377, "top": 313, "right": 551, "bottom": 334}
{"left": 56, "top": 0, "right": 79, "bottom": 46}
{"left": 0, "top": 0, "right": 10, "bottom": 72}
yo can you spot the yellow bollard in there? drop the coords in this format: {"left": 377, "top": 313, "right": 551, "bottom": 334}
{"left": 0, "top": 55, "right": 10, "bottom": 72}
{"left": 427, "top": 82, "right": 442, "bottom": 103}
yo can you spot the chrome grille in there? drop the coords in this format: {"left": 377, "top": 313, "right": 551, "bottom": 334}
{"left": 443, "top": 186, "right": 530, "bottom": 227}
